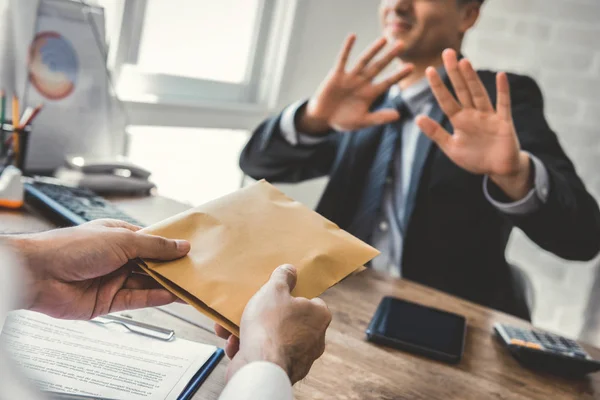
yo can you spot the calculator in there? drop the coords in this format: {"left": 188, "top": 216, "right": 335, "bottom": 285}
{"left": 494, "top": 323, "right": 600, "bottom": 376}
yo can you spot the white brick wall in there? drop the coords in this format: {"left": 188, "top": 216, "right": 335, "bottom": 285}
{"left": 464, "top": 0, "right": 600, "bottom": 342}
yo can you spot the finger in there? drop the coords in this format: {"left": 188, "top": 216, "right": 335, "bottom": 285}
{"left": 214, "top": 323, "right": 232, "bottom": 340}
{"left": 363, "top": 40, "right": 406, "bottom": 79}
{"left": 310, "top": 297, "right": 328, "bottom": 308}
{"left": 225, "top": 335, "right": 240, "bottom": 359}
{"left": 110, "top": 289, "right": 178, "bottom": 313}
{"left": 123, "top": 274, "right": 164, "bottom": 290}
{"left": 349, "top": 37, "right": 387, "bottom": 76}
{"left": 442, "top": 49, "right": 473, "bottom": 108}
{"left": 415, "top": 115, "right": 452, "bottom": 151}
{"left": 87, "top": 219, "right": 143, "bottom": 232}
{"left": 459, "top": 58, "right": 494, "bottom": 112}
{"left": 335, "top": 34, "right": 356, "bottom": 72}
{"left": 361, "top": 109, "right": 400, "bottom": 128}
{"left": 496, "top": 72, "right": 512, "bottom": 121}
{"left": 310, "top": 298, "right": 333, "bottom": 325}
{"left": 426, "top": 67, "right": 462, "bottom": 118}
{"left": 373, "top": 64, "right": 414, "bottom": 95}
{"left": 269, "top": 264, "right": 298, "bottom": 292}
{"left": 126, "top": 233, "right": 191, "bottom": 260}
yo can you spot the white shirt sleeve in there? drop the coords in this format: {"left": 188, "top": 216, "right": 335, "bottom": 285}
{"left": 218, "top": 361, "right": 293, "bottom": 400}
{"left": 0, "top": 244, "right": 47, "bottom": 400}
{"left": 279, "top": 100, "right": 330, "bottom": 146}
{"left": 483, "top": 152, "right": 550, "bottom": 216}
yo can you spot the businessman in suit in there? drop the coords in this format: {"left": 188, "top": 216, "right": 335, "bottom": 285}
{"left": 240, "top": 0, "right": 600, "bottom": 320}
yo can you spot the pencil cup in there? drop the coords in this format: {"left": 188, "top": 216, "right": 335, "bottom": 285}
{"left": 3, "top": 121, "right": 33, "bottom": 172}
{"left": 14, "top": 128, "right": 30, "bottom": 171}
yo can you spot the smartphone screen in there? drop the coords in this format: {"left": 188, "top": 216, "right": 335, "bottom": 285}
{"left": 367, "top": 297, "right": 466, "bottom": 359}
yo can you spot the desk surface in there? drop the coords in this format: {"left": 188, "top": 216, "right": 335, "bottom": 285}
{"left": 3, "top": 196, "right": 600, "bottom": 400}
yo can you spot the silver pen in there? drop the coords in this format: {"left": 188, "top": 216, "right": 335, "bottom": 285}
{"left": 91, "top": 314, "right": 175, "bottom": 341}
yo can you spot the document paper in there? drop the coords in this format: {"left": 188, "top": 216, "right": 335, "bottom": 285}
{"left": 1, "top": 310, "right": 217, "bottom": 400}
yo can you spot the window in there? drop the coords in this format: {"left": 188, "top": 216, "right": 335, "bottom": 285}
{"left": 127, "top": 126, "right": 249, "bottom": 205}
{"left": 103, "top": 0, "right": 297, "bottom": 111}
{"left": 136, "top": 0, "right": 261, "bottom": 84}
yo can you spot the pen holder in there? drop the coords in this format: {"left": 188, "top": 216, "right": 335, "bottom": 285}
{"left": 0, "top": 123, "right": 5, "bottom": 157}
{"left": 2, "top": 121, "right": 32, "bottom": 172}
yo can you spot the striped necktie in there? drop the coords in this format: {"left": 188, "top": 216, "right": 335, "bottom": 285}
{"left": 349, "top": 95, "right": 410, "bottom": 242}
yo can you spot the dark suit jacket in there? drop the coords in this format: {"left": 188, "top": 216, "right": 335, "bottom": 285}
{"left": 240, "top": 71, "right": 600, "bottom": 320}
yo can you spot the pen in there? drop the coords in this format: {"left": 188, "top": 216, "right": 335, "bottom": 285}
{"left": 20, "top": 106, "right": 34, "bottom": 127}
{"left": 21, "top": 103, "right": 43, "bottom": 127}
{"left": 11, "top": 94, "right": 19, "bottom": 163}
{"left": 44, "top": 391, "right": 118, "bottom": 400}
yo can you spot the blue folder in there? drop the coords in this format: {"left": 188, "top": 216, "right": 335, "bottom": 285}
{"left": 178, "top": 348, "right": 225, "bottom": 400}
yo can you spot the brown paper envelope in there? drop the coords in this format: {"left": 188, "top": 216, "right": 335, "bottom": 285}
{"left": 138, "top": 180, "right": 380, "bottom": 336}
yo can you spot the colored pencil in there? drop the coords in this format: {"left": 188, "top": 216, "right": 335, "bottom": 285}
{"left": 11, "top": 95, "right": 19, "bottom": 162}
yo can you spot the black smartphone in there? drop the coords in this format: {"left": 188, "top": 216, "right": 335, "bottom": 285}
{"left": 366, "top": 296, "right": 467, "bottom": 363}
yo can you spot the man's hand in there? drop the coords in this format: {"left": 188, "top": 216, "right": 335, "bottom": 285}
{"left": 9, "top": 219, "right": 190, "bottom": 320}
{"left": 297, "top": 34, "right": 414, "bottom": 134}
{"left": 416, "top": 49, "right": 532, "bottom": 201}
{"left": 215, "top": 265, "right": 332, "bottom": 384}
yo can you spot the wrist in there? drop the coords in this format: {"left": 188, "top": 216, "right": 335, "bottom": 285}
{"left": 232, "top": 333, "right": 292, "bottom": 381}
{"left": 296, "top": 101, "right": 331, "bottom": 136}
{"left": 3, "top": 235, "right": 42, "bottom": 309}
{"left": 490, "top": 151, "right": 533, "bottom": 201}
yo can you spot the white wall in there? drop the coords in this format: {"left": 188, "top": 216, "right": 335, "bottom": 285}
{"left": 0, "top": 0, "right": 14, "bottom": 92}
{"left": 276, "top": 0, "right": 381, "bottom": 107}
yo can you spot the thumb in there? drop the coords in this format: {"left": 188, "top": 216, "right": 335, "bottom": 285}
{"left": 269, "top": 264, "right": 298, "bottom": 292}
{"left": 128, "top": 233, "right": 191, "bottom": 261}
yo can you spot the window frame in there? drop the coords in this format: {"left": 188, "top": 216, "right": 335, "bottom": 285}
{"left": 105, "top": 0, "right": 300, "bottom": 128}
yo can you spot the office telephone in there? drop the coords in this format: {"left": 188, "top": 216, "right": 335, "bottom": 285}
{"left": 54, "top": 155, "right": 156, "bottom": 195}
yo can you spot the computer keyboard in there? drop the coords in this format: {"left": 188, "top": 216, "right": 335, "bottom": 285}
{"left": 24, "top": 180, "right": 143, "bottom": 227}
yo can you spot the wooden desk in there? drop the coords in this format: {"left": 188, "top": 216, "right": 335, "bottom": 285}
{"left": 3, "top": 196, "right": 600, "bottom": 400}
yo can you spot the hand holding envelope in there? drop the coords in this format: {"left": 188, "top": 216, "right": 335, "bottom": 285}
{"left": 138, "top": 180, "right": 379, "bottom": 336}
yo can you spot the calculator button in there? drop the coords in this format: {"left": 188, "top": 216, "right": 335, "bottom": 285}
{"left": 571, "top": 352, "right": 587, "bottom": 359}
{"left": 560, "top": 337, "right": 577, "bottom": 348}
{"left": 510, "top": 339, "right": 526, "bottom": 346}
{"left": 524, "top": 342, "right": 543, "bottom": 350}
{"left": 545, "top": 345, "right": 570, "bottom": 354}
{"left": 542, "top": 334, "right": 556, "bottom": 345}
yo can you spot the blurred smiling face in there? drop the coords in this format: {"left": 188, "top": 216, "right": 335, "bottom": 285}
{"left": 379, "top": 0, "right": 479, "bottom": 62}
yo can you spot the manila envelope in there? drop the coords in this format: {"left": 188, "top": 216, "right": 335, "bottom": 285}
{"left": 137, "top": 180, "right": 380, "bottom": 336}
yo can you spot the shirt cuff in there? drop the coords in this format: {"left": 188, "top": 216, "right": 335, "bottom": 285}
{"left": 219, "top": 361, "right": 293, "bottom": 400}
{"left": 279, "top": 100, "right": 330, "bottom": 146}
{"left": 484, "top": 153, "right": 550, "bottom": 216}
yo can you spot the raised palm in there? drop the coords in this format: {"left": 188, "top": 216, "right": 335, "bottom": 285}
{"left": 303, "top": 35, "right": 414, "bottom": 133}
{"left": 416, "top": 49, "right": 522, "bottom": 178}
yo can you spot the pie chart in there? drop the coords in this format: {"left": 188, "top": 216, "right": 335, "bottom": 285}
{"left": 28, "top": 31, "right": 78, "bottom": 100}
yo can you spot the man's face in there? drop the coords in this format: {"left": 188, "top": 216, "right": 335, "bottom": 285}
{"left": 379, "top": 0, "right": 473, "bottom": 62}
